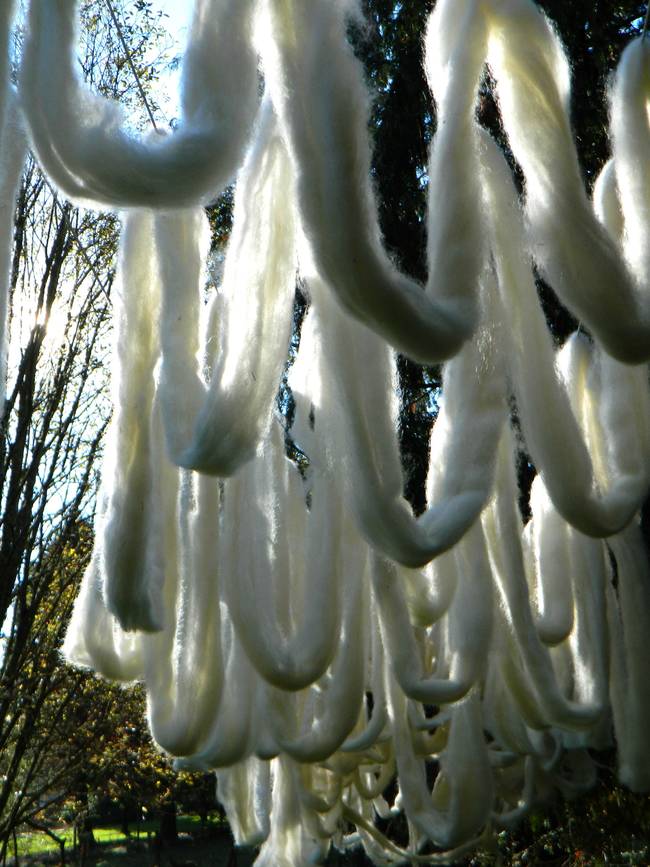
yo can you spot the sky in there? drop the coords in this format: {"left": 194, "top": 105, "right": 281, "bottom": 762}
{"left": 155, "top": 0, "right": 193, "bottom": 44}
{"left": 151, "top": 0, "right": 193, "bottom": 116}
{"left": 117, "top": 0, "right": 196, "bottom": 124}
{"left": 156, "top": 0, "right": 193, "bottom": 27}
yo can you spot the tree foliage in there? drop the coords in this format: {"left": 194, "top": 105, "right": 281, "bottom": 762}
{"left": 0, "top": 0, "right": 193, "bottom": 852}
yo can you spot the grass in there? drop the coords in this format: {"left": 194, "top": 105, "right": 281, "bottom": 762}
{"left": 11, "top": 816, "right": 364, "bottom": 866}
{"left": 14, "top": 815, "right": 224, "bottom": 861}
{"left": 11, "top": 836, "right": 245, "bottom": 867}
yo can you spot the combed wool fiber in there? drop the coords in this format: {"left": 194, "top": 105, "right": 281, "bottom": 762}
{"left": 180, "top": 99, "right": 297, "bottom": 477}
{"left": 485, "top": 0, "right": 650, "bottom": 363}
{"left": 0, "top": 92, "right": 26, "bottom": 406}
{"left": 0, "top": 0, "right": 642, "bottom": 863}
{"left": 258, "top": 0, "right": 484, "bottom": 364}
{"left": 481, "top": 131, "right": 650, "bottom": 536}
{"left": 20, "top": 0, "right": 259, "bottom": 208}
{"left": 0, "top": 0, "right": 26, "bottom": 408}
{"left": 609, "top": 38, "right": 650, "bottom": 289}
{"left": 100, "top": 211, "right": 163, "bottom": 633}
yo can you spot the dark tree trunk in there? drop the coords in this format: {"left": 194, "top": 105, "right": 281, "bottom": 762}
{"left": 159, "top": 799, "right": 178, "bottom": 846}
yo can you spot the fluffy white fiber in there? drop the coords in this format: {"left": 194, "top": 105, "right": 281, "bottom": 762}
{"left": 0, "top": 0, "right": 25, "bottom": 405}
{"left": 0, "top": 0, "right": 643, "bottom": 862}
{"left": 179, "top": 99, "right": 297, "bottom": 476}
{"left": 485, "top": 0, "right": 650, "bottom": 364}
{"left": 0, "top": 92, "right": 25, "bottom": 404}
{"left": 20, "top": 0, "right": 259, "bottom": 208}
{"left": 258, "top": 0, "right": 485, "bottom": 364}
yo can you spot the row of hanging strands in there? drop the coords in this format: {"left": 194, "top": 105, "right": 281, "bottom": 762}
{"left": 0, "top": 0, "right": 649, "bottom": 862}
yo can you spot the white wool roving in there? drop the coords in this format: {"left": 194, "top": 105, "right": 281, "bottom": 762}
{"left": 152, "top": 100, "right": 296, "bottom": 478}
{"left": 155, "top": 206, "right": 210, "bottom": 468}
{"left": 20, "top": 0, "right": 259, "bottom": 208}
{"left": 484, "top": 0, "right": 650, "bottom": 364}
{"left": 609, "top": 38, "right": 650, "bottom": 288}
{"left": 0, "top": 0, "right": 15, "bottom": 134}
{"left": 607, "top": 527, "right": 650, "bottom": 792}
{"left": 31, "top": 0, "right": 650, "bottom": 862}
{"left": 259, "top": 0, "right": 485, "bottom": 364}
{"left": 181, "top": 100, "right": 297, "bottom": 476}
{"left": 307, "top": 273, "right": 505, "bottom": 569}
{"left": 101, "top": 211, "right": 163, "bottom": 632}
{"left": 481, "top": 129, "right": 650, "bottom": 536}
{"left": 0, "top": 91, "right": 26, "bottom": 404}
{"left": 0, "top": 0, "right": 26, "bottom": 402}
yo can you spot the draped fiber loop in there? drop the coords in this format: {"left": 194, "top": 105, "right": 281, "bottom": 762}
{"left": 0, "top": 0, "right": 646, "bottom": 862}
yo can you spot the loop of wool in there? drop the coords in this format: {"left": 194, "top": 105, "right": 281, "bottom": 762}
{"left": 0, "top": 0, "right": 646, "bottom": 863}
{"left": 179, "top": 99, "right": 297, "bottom": 476}
{"left": 20, "top": 0, "right": 259, "bottom": 208}
{"left": 254, "top": 0, "right": 486, "bottom": 364}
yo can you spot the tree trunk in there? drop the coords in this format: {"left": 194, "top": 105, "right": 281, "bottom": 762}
{"left": 79, "top": 815, "right": 96, "bottom": 866}
{"left": 159, "top": 800, "right": 178, "bottom": 846}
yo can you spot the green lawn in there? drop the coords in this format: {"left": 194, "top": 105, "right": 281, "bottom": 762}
{"left": 15, "top": 814, "right": 222, "bottom": 859}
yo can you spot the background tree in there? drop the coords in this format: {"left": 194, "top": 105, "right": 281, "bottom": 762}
{"left": 0, "top": 0, "right": 175, "bottom": 854}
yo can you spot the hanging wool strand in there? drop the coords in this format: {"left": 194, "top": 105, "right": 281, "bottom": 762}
{"left": 20, "top": 0, "right": 259, "bottom": 208}
{"left": 2, "top": 0, "right": 649, "bottom": 863}
{"left": 0, "top": 0, "right": 25, "bottom": 407}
